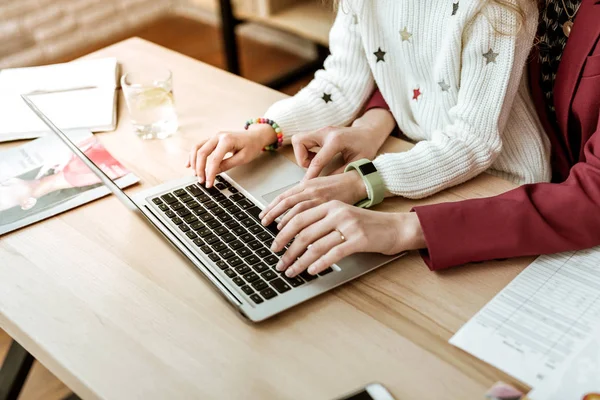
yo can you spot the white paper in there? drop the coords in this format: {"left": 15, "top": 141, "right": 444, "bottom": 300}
{"left": 450, "top": 247, "right": 600, "bottom": 387}
{"left": 529, "top": 324, "right": 600, "bottom": 399}
{"left": 0, "top": 58, "right": 118, "bottom": 141}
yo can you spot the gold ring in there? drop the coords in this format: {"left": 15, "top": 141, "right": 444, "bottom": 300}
{"left": 335, "top": 229, "right": 346, "bottom": 242}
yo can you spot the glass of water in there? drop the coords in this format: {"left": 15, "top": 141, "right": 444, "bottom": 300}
{"left": 121, "top": 68, "right": 178, "bottom": 140}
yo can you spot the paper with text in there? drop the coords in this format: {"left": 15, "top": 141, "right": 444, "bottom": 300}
{"left": 450, "top": 247, "right": 600, "bottom": 387}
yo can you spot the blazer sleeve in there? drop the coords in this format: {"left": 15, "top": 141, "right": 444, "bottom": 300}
{"left": 413, "top": 116, "right": 600, "bottom": 270}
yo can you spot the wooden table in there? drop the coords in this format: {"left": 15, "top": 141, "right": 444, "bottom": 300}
{"left": 0, "top": 38, "right": 535, "bottom": 400}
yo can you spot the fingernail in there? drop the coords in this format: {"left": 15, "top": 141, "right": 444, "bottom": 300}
{"left": 285, "top": 268, "right": 295, "bottom": 277}
{"left": 276, "top": 260, "right": 284, "bottom": 270}
{"left": 271, "top": 241, "right": 278, "bottom": 251}
{"left": 308, "top": 266, "right": 316, "bottom": 275}
{"left": 261, "top": 218, "right": 268, "bottom": 226}
{"left": 277, "top": 223, "right": 282, "bottom": 230}
{"left": 259, "top": 212, "right": 264, "bottom": 219}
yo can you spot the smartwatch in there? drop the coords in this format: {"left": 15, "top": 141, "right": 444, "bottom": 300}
{"left": 344, "top": 159, "right": 385, "bottom": 208}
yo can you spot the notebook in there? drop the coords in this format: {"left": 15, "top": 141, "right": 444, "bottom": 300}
{"left": 0, "top": 58, "right": 119, "bottom": 142}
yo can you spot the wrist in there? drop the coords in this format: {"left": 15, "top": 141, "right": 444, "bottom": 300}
{"left": 247, "top": 123, "right": 278, "bottom": 149}
{"left": 347, "top": 170, "right": 369, "bottom": 204}
{"left": 352, "top": 109, "right": 395, "bottom": 142}
{"left": 391, "top": 212, "right": 426, "bottom": 253}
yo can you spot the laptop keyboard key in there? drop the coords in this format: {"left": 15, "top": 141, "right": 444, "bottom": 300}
{"left": 174, "top": 189, "right": 186, "bottom": 197}
{"left": 252, "top": 280, "right": 268, "bottom": 291}
{"left": 171, "top": 202, "right": 184, "bottom": 211}
{"left": 193, "top": 238, "right": 204, "bottom": 247}
{"left": 187, "top": 200, "right": 200, "bottom": 209}
{"left": 180, "top": 194, "right": 193, "bottom": 203}
{"left": 158, "top": 204, "right": 168, "bottom": 211}
{"left": 271, "top": 278, "right": 291, "bottom": 293}
{"left": 227, "top": 256, "right": 243, "bottom": 267}
{"left": 227, "top": 205, "right": 241, "bottom": 214}
{"left": 236, "top": 247, "right": 252, "bottom": 258}
{"left": 207, "top": 220, "right": 221, "bottom": 229}
{"left": 238, "top": 199, "right": 254, "bottom": 210}
{"left": 246, "top": 206, "right": 262, "bottom": 222}
{"left": 198, "top": 228, "right": 212, "bottom": 237}
{"left": 200, "top": 245, "right": 212, "bottom": 254}
{"left": 213, "top": 242, "right": 226, "bottom": 252}
{"left": 250, "top": 293, "right": 263, "bottom": 304}
{"left": 216, "top": 260, "right": 228, "bottom": 270}
{"left": 256, "top": 248, "right": 270, "bottom": 258}
{"left": 228, "top": 186, "right": 238, "bottom": 193}
{"left": 213, "top": 206, "right": 225, "bottom": 215}
{"left": 249, "top": 225, "right": 262, "bottom": 234}
{"left": 232, "top": 277, "right": 244, "bottom": 287}
{"left": 243, "top": 272, "right": 260, "bottom": 283}
{"left": 239, "top": 233, "right": 254, "bottom": 243}
{"left": 186, "top": 231, "right": 198, "bottom": 240}
{"left": 171, "top": 217, "right": 183, "bottom": 225}
{"left": 241, "top": 285, "right": 254, "bottom": 295}
{"left": 184, "top": 215, "right": 198, "bottom": 224}
{"left": 319, "top": 267, "right": 334, "bottom": 275}
{"left": 219, "top": 249, "right": 235, "bottom": 259}
{"left": 204, "top": 201, "right": 217, "bottom": 209}
{"left": 179, "top": 224, "right": 190, "bottom": 232}
{"left": 235, "top": 265, "right": 251, "bottom": 275}
{"left": 260, "top": 288, "right": 277, "bottom": 299}
{"left": 219, "top": 199, "right": 233, "bottom": 208}
{"left": 161, "top": 193, "right": 178, "bottom": 204}
{"left": 230, "top": 193, "right": 246, "bottom": 202}
{"left": 284, "top": 275, "right": 305, "bottom": 287}
{"left": 234, "top": 211, "right": 248, "bottom": 221}
{"left": 194, "top": 206, "right": 208, "bottom": 216}
{"left": 232, "top": 226, "right": 246, "bottom": 236}
{"left": 264, "top": 255, "right": 278, "bottom": 266}
{"left": 186, "top": 185, "right": 203, "bottom": 196}
{"left": 225, "top": 220, "right": 240, "bottom": 229}
{"left": 165, "top": 210, "right": 175, "bottom": 218}
{"left": 263, "top": 238, "right": 274, "bottom": 248}
{"left": 215, "top": 183, "right": 226, "bottom": 190}
{"left": 176, "top": 208, "right": 191, "bottom": 217}
{"left": 252, "top": 262, "right": 269, "bottom": 273}
{"left": 261, "top": 270, "right": 277, "bottom": 281}
{"left": 247, "top": 240, "right": 262, "bottom": 250}
{"left": 152, "top": 197, "right": 163, "bottom": 205}
{"left": 221, "top": 233, "right": 236, "bottom": 243}
{"left": 244, "top": 255, "right": 260, "bottom": 265}
{"left": 229, "top": 240, "right": 244, "bottom": 250}
{"left": 257, "top": 232, "right": 271, "bottom": 242}
{"left": 241, "top": 218, "right": 256, "bottom": 228}
{"left": 224, "top": 269, "right": 236, "bottom": 278}
{"left": 208, "top": 253, "right": 220, "bottom": 262}
{"left": 205, "top": 235, "right": 219, "bottom": 245}
{"left": 217, "top": 213, "right": 232, "bottom": 222}
{"left": 299, "top": 271, "right": 318, "bottom": 281}
{"left": 214, "top": 226, "right": 227, "bottom": 236}
{"left": 203, "top": 185, "right": 221, "bottom": 197}
{"left": 197, "top": 194, "right": 210, "bottom": 203}
{"left": 199, "top": 213, "right": 214, "bottom": 222}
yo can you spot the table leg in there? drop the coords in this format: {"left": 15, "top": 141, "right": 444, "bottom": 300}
{"left": 0, "top": 340, "right": 34, "bottom": 400}
{"left": 218, "top": 0, "right": 241, "bottom": 75}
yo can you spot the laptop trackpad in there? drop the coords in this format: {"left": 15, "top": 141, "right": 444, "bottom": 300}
{"left": 262, "top": 182, "right": 299, "bottom": 204}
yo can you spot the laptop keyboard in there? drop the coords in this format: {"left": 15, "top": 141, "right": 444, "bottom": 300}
{"left": 151, "top": 175, "right": 333, "bottom": 305}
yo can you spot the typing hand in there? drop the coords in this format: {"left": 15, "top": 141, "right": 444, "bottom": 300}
{"left": 186, "top": 124, "right": 276, "bottom": 188}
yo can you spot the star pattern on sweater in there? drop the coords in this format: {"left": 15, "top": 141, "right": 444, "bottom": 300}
{"left": 322, "top": 92, "right": 332, "bottom": 103}
{"left": 452, "top": 2, "right": 459, "bottom": 15}
{"left": 374, "top": 48, "right": 386, "bottom": 63}
{"left": 412, "top": 88, "right": 422, "bottom": 101}
{"left": 438, "top": 80, "right": 451, "bottom": 92}
{"left": 483, "top": 48, "right": 499, "bottom": 64}
{"left": 400, "top": 27, "right": 412, "bottom": 42}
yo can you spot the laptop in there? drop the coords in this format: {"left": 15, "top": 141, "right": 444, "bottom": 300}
{"left": 23, "top": 95, "right": 403, "bottom": 322}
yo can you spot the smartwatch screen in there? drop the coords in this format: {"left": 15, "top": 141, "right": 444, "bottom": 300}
{"left": 359, "top": 162, "right": 377, "bottom": 175}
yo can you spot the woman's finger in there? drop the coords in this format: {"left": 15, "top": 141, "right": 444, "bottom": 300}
{"left": 304, "top": 143, "right": 341, "bottom": 181}
{"left": 188, "top": 141, "right": 206, "bottom": 172}
{"left": 292, "top": 133, "right": 321, "bottom": 168}
{"left": 259, "top": 183, "right": 305, "bottom": 220}
{"left": 271, "top": 202, "right": 332, "bottom": 252}
{"left": 218, "top": 150, "right": 248, "bottom": 173}
{"left": 276, "top": 214, "right": 335, "bottom": 271}
{"left": 277, "top": 199, "right": 321, "bottom": 230}
{"left": 307, "top": 241, "right": 356, "bottom": 275}
{"left": 284, "top": 230, "right": 343, "bottom": 277}
{"left": 205, "top": 138, "right": 235, "bottom": 188}
{"left": 261, "top": 192, "right": 312, "bottom": 226}
{"left": 195, "top": 137, "right": 219, "bottom": 182}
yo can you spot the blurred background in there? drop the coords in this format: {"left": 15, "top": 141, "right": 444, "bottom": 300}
{"left": 0, "top": 0, "right": 334, "bottom": 398}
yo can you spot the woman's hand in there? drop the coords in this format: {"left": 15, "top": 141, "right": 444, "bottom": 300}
{"left": 185, "top": 124, "right": 277, "bottom": 187}
{"left": 293, "top": 108, "right": 395, "bottom": 180}
{"left": 270, "top": 201, "right": 426, "bottom": 277}
{"left": 258, "top": 171, "right": 367, "bottom": 228}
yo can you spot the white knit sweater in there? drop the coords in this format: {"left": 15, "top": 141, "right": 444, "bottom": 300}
{"left": 264, "top": 0, "right": 551, "bottom": 199}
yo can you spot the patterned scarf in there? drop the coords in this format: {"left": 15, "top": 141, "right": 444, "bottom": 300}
{"left": 537, "top": 0, "right": 582, "bottom": 127}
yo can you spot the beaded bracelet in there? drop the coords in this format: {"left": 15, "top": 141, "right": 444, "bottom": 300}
{"left": 244, "top": 118, "right": 283, "bottom": 151}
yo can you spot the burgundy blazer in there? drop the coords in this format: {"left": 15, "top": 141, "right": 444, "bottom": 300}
{"left": 365, "top": 0, "right": 600, "bottom": 270}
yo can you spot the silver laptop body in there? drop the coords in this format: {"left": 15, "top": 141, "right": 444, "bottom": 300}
{"left": 23, "top": 95, "right": 402, "bottom": 323}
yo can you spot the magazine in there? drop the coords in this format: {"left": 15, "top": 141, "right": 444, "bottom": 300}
{"left": 0, "top": 130, "right": 138, "bottom": 235}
